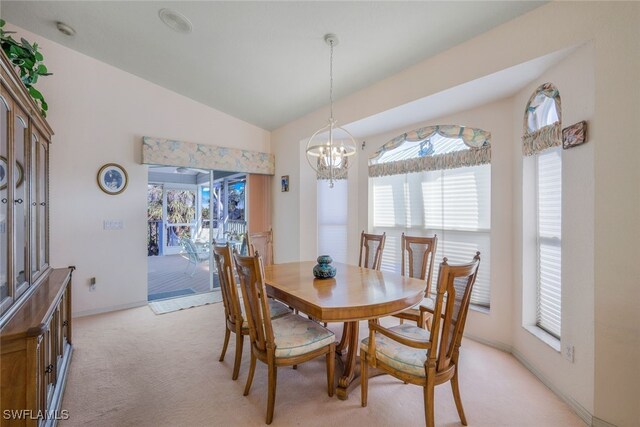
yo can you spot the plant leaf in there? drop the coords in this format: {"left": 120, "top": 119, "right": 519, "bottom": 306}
{"left": 28, "top": 86, "right": 43, "bottom": 100}
{"left": 20, "top": 38, "right": 34, "bottom": 53}
{"left": 34, "top": 51, "right": 43, "bottom": 61}
{"left": 37, "top": 64, "right": 47, "bottom": 74}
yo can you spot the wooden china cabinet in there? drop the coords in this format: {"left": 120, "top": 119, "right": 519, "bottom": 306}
{"left": 0, "top": 51, "right": 74, "bottom": 426}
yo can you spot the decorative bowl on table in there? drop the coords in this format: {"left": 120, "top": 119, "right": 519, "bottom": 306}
{"left": 313, "top": 255, "right": 336, "bottom": 279}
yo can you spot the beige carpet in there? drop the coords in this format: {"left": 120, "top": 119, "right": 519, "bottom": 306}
{"left": 60, "top": 303, "right": 585, "bottom": 427}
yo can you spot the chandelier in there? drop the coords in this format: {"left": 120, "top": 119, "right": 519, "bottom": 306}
{"left": 306, "top": 34, "right": 357, "bottom": 188}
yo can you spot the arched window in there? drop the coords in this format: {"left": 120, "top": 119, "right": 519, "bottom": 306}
{"left": 523, "top": 83, "right": 562, "bottom": 155}
{"left": 523, "top": 83, "right": 562, "bottom": 339}
{"left": 368, "top": 125, "right": 491, "bottom": 308}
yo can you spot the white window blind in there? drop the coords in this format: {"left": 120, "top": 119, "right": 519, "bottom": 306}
{"left": 372, "top": 164, "right": 491, "bottom": 307}
{"left": 536, "top": 148, "right": 562, "bottom": 338}
{"left": 318, "top": 179, "right": 348, "bottom": 263}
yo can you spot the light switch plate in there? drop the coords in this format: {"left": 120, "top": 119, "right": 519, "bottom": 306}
{"left": 103, "top": 220, "right": 124, "bottom": 230}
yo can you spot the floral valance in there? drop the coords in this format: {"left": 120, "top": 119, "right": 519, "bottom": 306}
{"left": 142, "top": 136, "right": 275, "bottom": 175}
{"left": 368, "top": 125, "right": 491, "bottom": 177}
{"left": 522, "top": 83, "right": 562, "bottom": 156}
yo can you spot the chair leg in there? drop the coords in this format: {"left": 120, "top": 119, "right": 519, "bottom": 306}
{"left": 451, "top": 367, "right": 467, "bottom": 425}
{"left": 360, "top": 349, "right": 368, "bottom": 407}
{"left": 266, "top": 364, "right": 277, "bottom": 425}
{"left": 232, "top": 334, "right": 244, "bottom": 380}
{"left": 244, "top": 353, "right": 256, "bottom": 396}
{"left": 424, "top": 381, "right": 435, "bottom": 427}
{"left": 219, "top": 328, "right": 230, "bottom": 362}
{"left": 326, "top": 344, "right": 335, "bottom": 397}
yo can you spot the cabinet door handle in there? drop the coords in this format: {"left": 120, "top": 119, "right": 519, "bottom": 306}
{"left": 32, "top": 202, "right": 37, "bottom": 206}
{"left": 45, "top": 364, "right": 53, "bottom": 374}
{"left": 14, "top": 199, "right": 23, "bottom": 204}
{"left": 62, "top": 320, "right": 68, "bottom": 327}
{"left": 1, "top": 198, "right": 7, "bottom": 204}
{"left": 40, "top": 202, "right": 46, "bottom": 206}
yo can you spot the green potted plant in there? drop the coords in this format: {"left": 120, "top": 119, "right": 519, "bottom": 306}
{"left": 0, "top": 19, "right": 52, "bottom": 117}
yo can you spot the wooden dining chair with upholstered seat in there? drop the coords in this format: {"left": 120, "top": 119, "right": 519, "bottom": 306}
{"left": 213, "top": 244, "right": 291, "bottom": 380}
{"left": 393, "top": 233, "right": 437, "bottom": 328}
{"left": 358, "top": 231, "right": 386, "bottom": 270}
{"left": 360, "top": 252, "right": 481, "bottom": 427}
{"left": 233, "top": 252, "right": 336, "bottom": 425}
{"left": 248, "top": 229, "right": 274, "bottom": 266}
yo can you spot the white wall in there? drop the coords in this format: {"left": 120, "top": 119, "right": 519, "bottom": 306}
{"left": 6, "top": 24, "right": 270, "bottom": 316}
{"left": 513, "top": 44, "right": 595, "bottom": 418}
{"left": 272, "top": 3, "right": 639, "bottom": 425}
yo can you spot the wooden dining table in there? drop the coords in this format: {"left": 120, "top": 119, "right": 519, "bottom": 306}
{"left": 264, "top": 261, "right": 426, "bottom": 400}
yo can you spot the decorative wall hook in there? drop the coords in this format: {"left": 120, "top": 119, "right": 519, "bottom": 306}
{"left": 362, "top": 141, "right": 366, "bottom": 150}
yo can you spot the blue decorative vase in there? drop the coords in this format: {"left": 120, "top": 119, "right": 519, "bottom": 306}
{"left": 313, "top": 255, "right": 336, "bottom": 279}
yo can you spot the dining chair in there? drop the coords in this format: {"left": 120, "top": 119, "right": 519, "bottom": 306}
{"left": 360, "top": 252, "right": 481, "bottom": 427}
{"left": 213, "top": 244, "right": 291, "bottom": 380}
{"left": 393, "top": 233, "right": 438, "bottom": 328}
{"left": 233, "top": 252, "right": 336, "bottom": 425}
{"left": 358, "top": 231, "right": 386, "bottom": 270}
{"left": 248, "top": 229, "right": 274, "bottom": 266}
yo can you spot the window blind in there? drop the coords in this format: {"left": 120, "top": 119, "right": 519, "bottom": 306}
{"left": 318, "top": 179, "right": 348, "bottom": 263}
{"left": 371, "top": 164, "right": 491, "bottom": 307}
{"left": 536, "top": 148, "right": 562, "bottom": 338}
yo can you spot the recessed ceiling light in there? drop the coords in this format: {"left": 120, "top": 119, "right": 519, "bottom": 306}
{"left": 158, "top": 9, "right": 193, "bottom": 34}
{"left": 56, "top": 22, "right": 76, "bottom": 37}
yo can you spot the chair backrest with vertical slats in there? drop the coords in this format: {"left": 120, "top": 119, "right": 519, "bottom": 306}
{"left": 233, "top": 252, "right": 274, "bottom": 353}
{"left": 428, "top": 252, "right": 481, "bottom": 374}
{"left": 248, "top": 229, "right": 274, "bottom": 266}
{"left": 358, "top": 231, "right": 386, "bottom": 270}
{"left": 401, "top": 233, "right": 438, "bottom": 296}
{"left": 213, "top": 243, "right": 242, "bottom": 327}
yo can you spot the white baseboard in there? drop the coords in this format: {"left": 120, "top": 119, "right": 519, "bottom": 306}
{"left": 72, "top": 300, "right": 148, "bottom": 318}
{"left": 592, "top": 417, "right": 617, "bottom": 427}
{"left": 464, "top": 333, "right": 513, "bottom": 353}
{"left": 511, "top": 348, "right": 593, "bottom": 426}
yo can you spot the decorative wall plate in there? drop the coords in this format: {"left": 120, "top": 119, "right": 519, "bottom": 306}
{"left": 97, "top": 163, "right": 128, "bottom": 195}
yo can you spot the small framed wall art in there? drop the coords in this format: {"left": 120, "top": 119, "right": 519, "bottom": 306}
{"left": 281, "top": 175, "right": 289, "bottom": 192}
{"left": 97, "top": 163, "right": 128, "bottom": 195}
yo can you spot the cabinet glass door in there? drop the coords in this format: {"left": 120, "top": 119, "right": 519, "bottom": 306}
{"left": 38, "top": 139, "right": 48, "bottom": 271}
{"left": 14, "top": 112, "right": 28, "bottom": 295}
{"left": 30, "top": 133, "right": 38, "bottom": 278}
{"left": 0, "top": 97, "right": 8, "bottom": 307}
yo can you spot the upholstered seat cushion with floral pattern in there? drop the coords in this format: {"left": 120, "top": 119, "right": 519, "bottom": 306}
{"left": 239, "top": 299, "right": 292, "bottom": 332}
{"left": 399, "top": 296, "right": 436, "bottom": 319}
{"left": 360, "top": 324, "right": 431, "bottom": 377}
{"left": 271, "top": 314, "right": 335, "bottom": 358}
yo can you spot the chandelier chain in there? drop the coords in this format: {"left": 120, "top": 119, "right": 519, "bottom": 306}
{"left": 329, "top": 39, "right": 334, "bottom": 121}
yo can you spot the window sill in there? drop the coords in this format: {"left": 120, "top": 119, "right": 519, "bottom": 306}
{"left": 523, "top": 325, "right": 561, "bottom": 352}
{"left": 469, "top": 304, "right": 490, "bottom": 315}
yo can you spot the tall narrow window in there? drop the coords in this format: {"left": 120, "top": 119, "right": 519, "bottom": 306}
{"left": 318, "top": 179, "right": 348, "bottom": 263}
{"left": 523, "top": 83, "right": 562, "bottom": 339}
{"left": 536, "top": 148, "right": 562, "bottom": 337}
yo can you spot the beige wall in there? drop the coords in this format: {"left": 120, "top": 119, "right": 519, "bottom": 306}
{"left": 272, "top": 3, "right": 639, "bottom": 425}
{"left": 6, "top": 24, "right": 271, "bottom": 317}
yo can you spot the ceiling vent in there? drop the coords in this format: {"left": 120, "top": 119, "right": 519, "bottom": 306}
{"left": 158, "top": 9, "right": 193, "bottom": 34}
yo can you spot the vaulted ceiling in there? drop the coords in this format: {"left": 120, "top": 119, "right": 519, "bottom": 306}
{"left": 2, "top": 1, "right": 545, "bottom": 130}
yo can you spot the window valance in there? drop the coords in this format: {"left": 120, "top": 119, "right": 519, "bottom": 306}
{"left": 142, "top": 136, "right": 275, "bottom": 175}
{"left": 368, "top": 125, "right": 491, "bottom": 178}
{"left": 522, "top": 83, "right": 562, "bottom": 156}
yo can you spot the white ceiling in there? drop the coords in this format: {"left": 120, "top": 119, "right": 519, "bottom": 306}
{"left": 2, "top": 1, "right": 545, "bottom": 130}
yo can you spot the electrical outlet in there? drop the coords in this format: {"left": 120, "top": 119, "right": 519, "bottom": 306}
{"left": 564, "top": 344, "right": 575, "bottom": 363}
{"left": 103, "top": 220, "right": 124, "bottom": 230}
